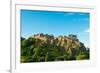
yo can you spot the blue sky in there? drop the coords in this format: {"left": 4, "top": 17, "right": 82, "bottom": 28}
{"left": 21, "top": 9, "right": 90, "bottom": 47}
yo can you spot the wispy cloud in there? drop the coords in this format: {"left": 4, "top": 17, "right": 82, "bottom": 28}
{"left": 85, "top": 29, "right": 90, "bottom": 33}
{"left": 64, "top": 12, "right": 76, "bottom": 16}
{"left": 67, "top": 12, "right": 76, "bottom": 15}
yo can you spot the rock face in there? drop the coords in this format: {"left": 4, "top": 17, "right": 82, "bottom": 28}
{"left": 32, "top": 33, "right": 87, "bottom": 58}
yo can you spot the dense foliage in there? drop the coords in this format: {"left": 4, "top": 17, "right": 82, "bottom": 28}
{"left": 21, "top": 34, "right": 89, "bottom": 63}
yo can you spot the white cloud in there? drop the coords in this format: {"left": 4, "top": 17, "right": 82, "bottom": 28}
{"left": 67, "top": 13, "right": 75, "bottom": 15}
{"left": 78, "top": 13, "right": 87, "bottom": 15}
{"left": 64, "top": 12, "right": 76, "bottom": 16}
{"left": 85, "top": 29, "right": 90, "bottom": 33}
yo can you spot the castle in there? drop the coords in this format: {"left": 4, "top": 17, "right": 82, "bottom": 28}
{"left": 33, "top": 33, "right": 78, "bottom": 40}
{"left": 33, "top": 33, "right": 54, "bottom": 41}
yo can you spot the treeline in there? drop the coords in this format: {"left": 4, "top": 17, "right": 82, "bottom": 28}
{"left": 21, "top": 35, "right": 89, "bottom": 63}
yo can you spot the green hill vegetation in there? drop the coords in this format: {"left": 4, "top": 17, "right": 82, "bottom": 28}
{"left": 21, "top": 33, "right": 89, "bottom": 63}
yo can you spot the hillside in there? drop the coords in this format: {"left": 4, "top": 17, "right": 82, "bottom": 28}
{"left": 21, "top": 33, "right": 89, "bottom": 63}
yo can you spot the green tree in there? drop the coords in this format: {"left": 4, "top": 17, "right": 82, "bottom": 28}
{"left": 76, "top": 51, "right": 89, "bottom": 60}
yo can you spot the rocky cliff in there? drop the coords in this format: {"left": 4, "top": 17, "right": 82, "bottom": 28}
{"left": 21, "top": 33, "right": 89, "bottom": 63}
